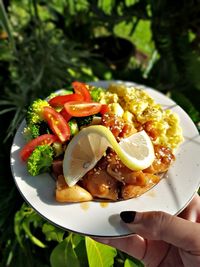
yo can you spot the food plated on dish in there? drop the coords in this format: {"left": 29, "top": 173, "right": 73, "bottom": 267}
{"left": 18, "top": 81, "right": 183, "bottom": 203}
{"left": 10, "top": 80, "right": 200, "bottom": 237}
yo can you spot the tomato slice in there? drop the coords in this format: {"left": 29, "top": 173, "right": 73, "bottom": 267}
{"left": 20, "top": 134, "right": 58, "bottom": 161}
{"left": 43, "top": 106, "right": 70, "bottom": 142}
{"left": 48, "top": 93, "right": 83, "bottom": 107}
{"left": 72, "top": 81, "right": 92, "bottom": 102}
{"left": 64, "top": 101, "right": 102, "bottom": 117}
{"left": 60, "top": 107, "right": 72, "bottom": 122}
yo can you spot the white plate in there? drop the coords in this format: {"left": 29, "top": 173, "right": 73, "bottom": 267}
{"left": 10, "top": 80, "right": 200, "bottom": 237}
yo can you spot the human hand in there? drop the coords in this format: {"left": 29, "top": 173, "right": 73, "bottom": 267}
{"left": 94, "top": 193, "right": 200, "bottom": 267}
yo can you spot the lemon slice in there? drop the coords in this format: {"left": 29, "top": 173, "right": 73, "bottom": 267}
{"left": 63, "top": 125, "right": 154, "bottom": 186}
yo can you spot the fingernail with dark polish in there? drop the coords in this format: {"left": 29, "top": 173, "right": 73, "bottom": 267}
{"left": 120, "top": 211, "right": 136, "bottom": 223}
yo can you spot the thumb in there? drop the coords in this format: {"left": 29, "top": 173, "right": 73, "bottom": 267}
{"left": 120, "top": 210, "right": 200, "bottom": 251}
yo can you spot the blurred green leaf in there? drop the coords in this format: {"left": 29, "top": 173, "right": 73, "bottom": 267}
{"left": 14, "top": 204, "right": 46, "bottom": 248}
{"left": 171, "top": 91, "right": 200, "bottom": 123}
{"left": 85, "top": 237, "right": 117, "bottom": 267}
{"left": 42, "top": 223, "right": 65, "bottom": 243}
{"left": 50, "top": 234, "right": 81, "bottom": 267}
{"left": 124, "top": 258, "right": 139, "bottom": 267}
{"left": 74, "top": 236, "right": 89, "bottom": 267}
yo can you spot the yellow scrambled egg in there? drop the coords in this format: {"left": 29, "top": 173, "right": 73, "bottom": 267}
{"left": 100, "top": 83, "right": 183, "bottom": 151}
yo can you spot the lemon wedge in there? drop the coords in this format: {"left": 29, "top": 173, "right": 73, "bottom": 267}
{"left": 63, "top": 125, "right": 154, "bottom": 186}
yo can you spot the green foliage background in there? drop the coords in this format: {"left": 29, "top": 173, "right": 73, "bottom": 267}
{"left": 0, "top": 0, "right": 200, "bottom": 266}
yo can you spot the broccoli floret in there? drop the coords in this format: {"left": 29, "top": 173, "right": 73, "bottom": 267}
{"left": 26, "top": 99, "right": 49, "bottom": 125}
{"left": 89, "top": 86, "right": 105, "bottom": 102}
{"left": 23, "top": 121, "right": 51, "bottom": 141}
{"left": 75, "top": 115, "right": 94, "bottom": 127}
{"left": 27, "top": 145, "right": 54, "bottom": 176}
{"left": 68, "top": 119, "right": 79, "bottom": 136}
{"left": 23, "top": 124, "right": 40, "bottom": 141}
{"left": 52, "top": 142, "right": 64, "bottom": 157}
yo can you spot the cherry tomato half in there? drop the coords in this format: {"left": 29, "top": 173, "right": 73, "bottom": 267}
{"left": 64, "top": 101, "right": 102, "bottom": 117}
{"left": 72, "top": 81, "right": 92, "bottom": 102}
{"left": 60, "top": 107, "right": 72, "bottom": 122}
{"left": 43, "top": 106, "right": 70, "bottom": 142}
{"left": 20, "top": 134, "right": 58, "bottom": 161}
{"left": 48, "top": 93, "right": 83, "bottom": 107}
{"left": 100, "top": 104, "right": 110, "bottom": 115}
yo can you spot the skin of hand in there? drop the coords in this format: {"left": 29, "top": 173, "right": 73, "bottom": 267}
{"left": 94, "top": 193, "right": 200, "bottom": 267}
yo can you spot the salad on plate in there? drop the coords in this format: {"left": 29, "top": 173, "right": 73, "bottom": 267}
{"left": 19, "top": 81, "right": 183, "bottom": 203}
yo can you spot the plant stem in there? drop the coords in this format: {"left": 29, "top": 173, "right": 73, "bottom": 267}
{"left": 0, "top": 0, "right": 16, "bottom": 51}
